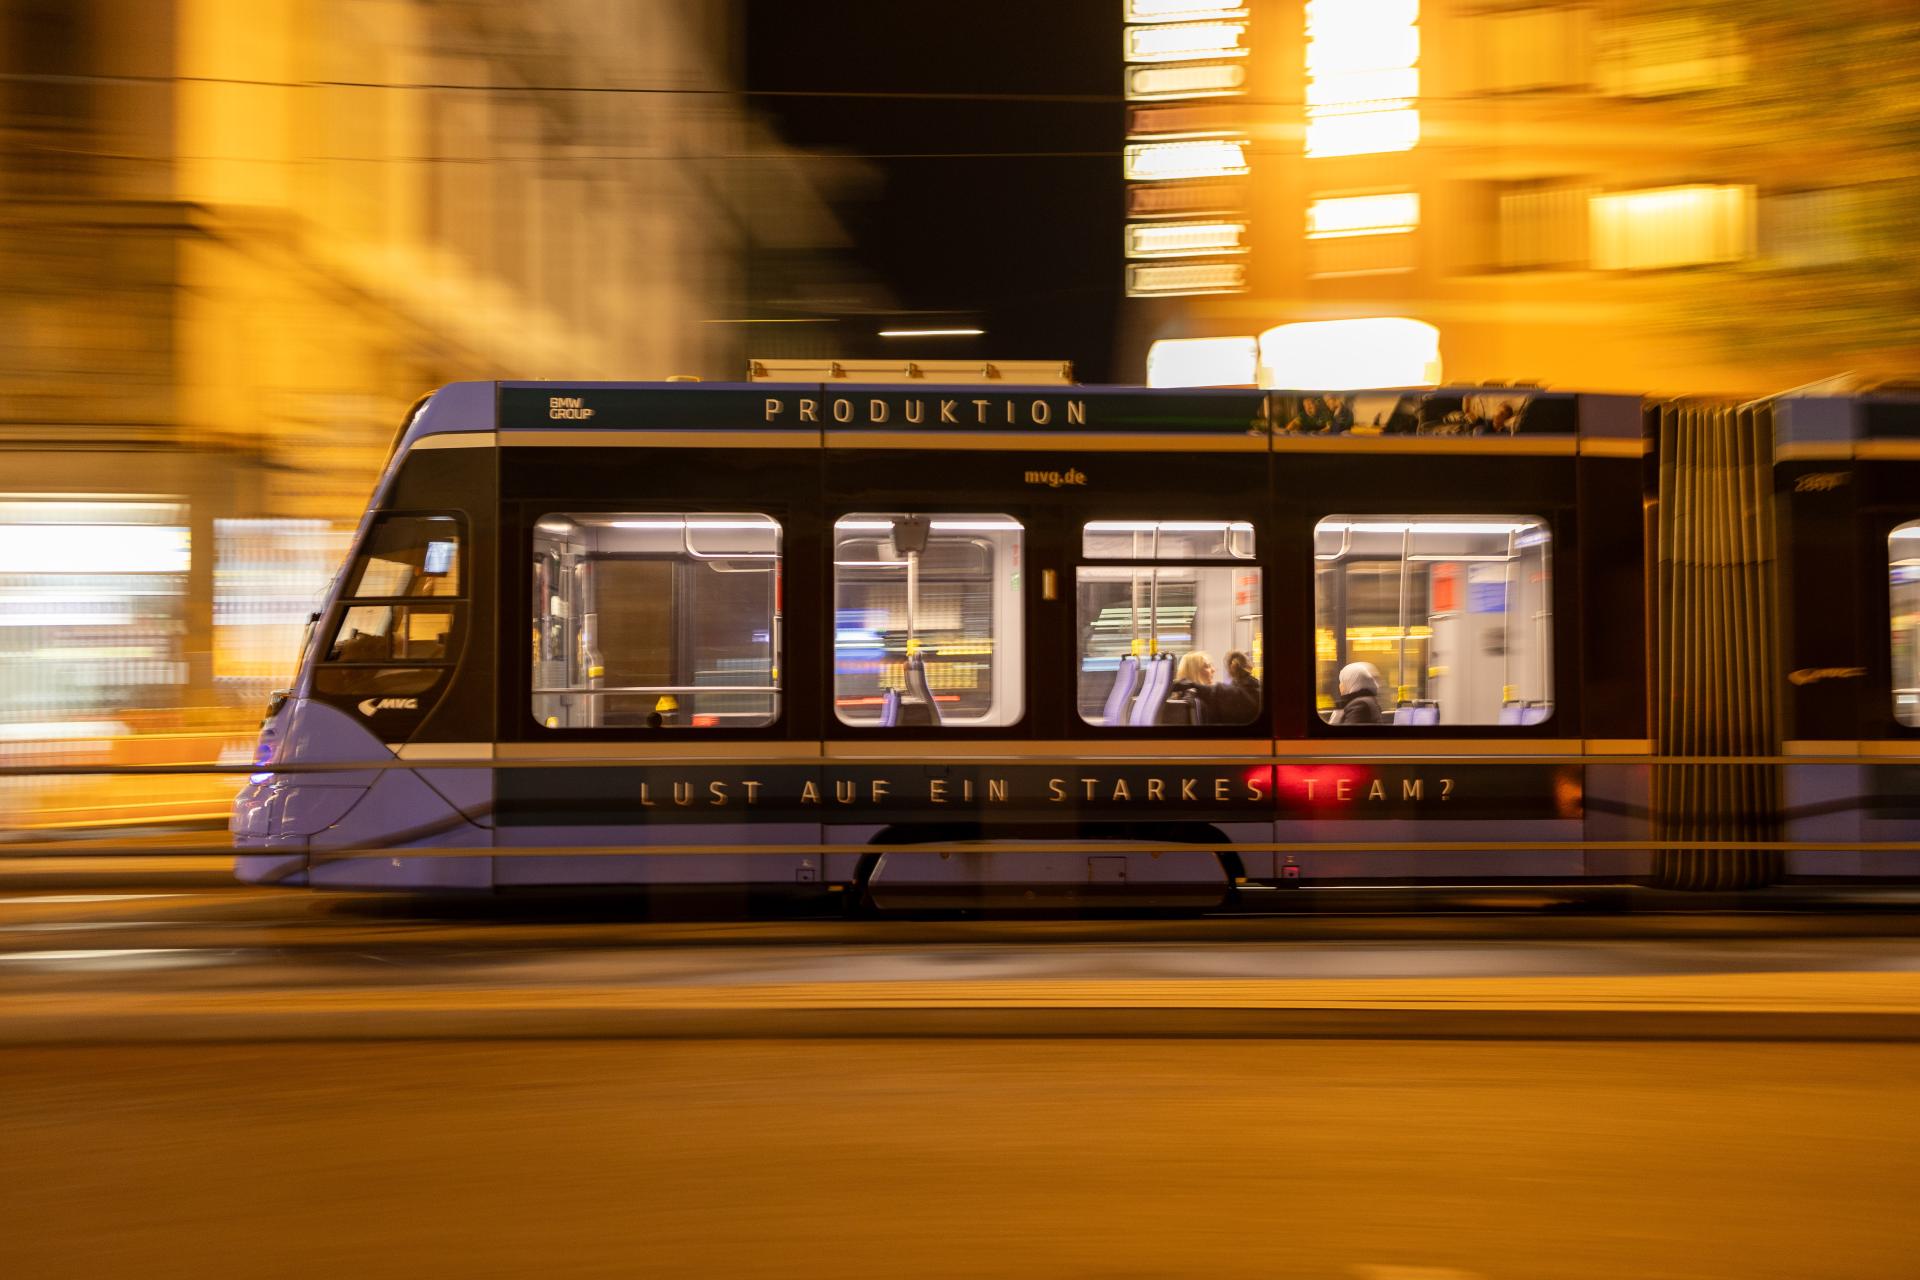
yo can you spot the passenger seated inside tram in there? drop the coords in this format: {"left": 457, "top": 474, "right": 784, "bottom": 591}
{"left": 1168, "top": 650, "right": 1262, "bottom": 726}
{"left": 1285, "top": 394, "right": 1356, "bottom": 435}
{"left": 1415, "top": 394, "right": 1467, "bottom": 434}
{"left": 1328, "top": 661, "right": 1384, "bottom": 724}
{"left": 1481, "top": 393, "right": 1530, "bottom": 434}
{"left": 1212, "top": 650, "right": 1262, "bottom": 723}
{"left": 1418, "top": 392, "right": 1529, "bottom": 436}
{"left": 1378, "top": 395, "right": 1422, "bottom": 434}
{"left": 1459, "top": 393, "right": 1526, "bottom": 435}
{"left": 1166, "top": 651, "right": 1216, "bottom": 723}
{"left": 1321, "top": 393, "right": 1355, "bottom": 433}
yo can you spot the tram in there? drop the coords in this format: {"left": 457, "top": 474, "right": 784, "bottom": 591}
{"left": 228, "top": 365, "right": 1920, "bottom": 902}
{"left": 1770, "top": 385, "right": 1920, "bottom": 883}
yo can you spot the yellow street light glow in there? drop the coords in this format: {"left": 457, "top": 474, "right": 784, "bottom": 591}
{"left": 1125, "top": 0, "right": 1248, "bottom": 21}
{"left": 1305, "top": 109, "right": 1419, "bottom": 158}
{"left": 1125, "top": 219, "right": 1249, "bottom": 258}
{"left": 1123, "top": 137, "right": 1250, "bottom": 181}
{"left": 876, "top": 328, "right": 986, "bottom": 338}
{"left": 1258, "top": 318, "right": 1441, "bottom": 390}
{"left": 1125, "top": 20, "right": 1249, "bottom": 62}
{"left": 1146, "top": 336, "right": 1259, "bottom": 387}
{"left": 1306, "top": 193, "right": 1420, "bottom": 239}
{"left": 1126, "top": 61, "right": 1247, "bottom": 100}
{"left": 1126, "top": 261, "right": 1248, "bottom": 297}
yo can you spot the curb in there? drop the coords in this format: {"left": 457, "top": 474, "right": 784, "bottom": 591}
{"left": 6, "top": 972, "right": 1920, "bottom": 1043}
{"left": 5, "top": 1006, "right": 1918, "bottom": 1044}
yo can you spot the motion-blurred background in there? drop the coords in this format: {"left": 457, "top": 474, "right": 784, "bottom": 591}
{"left": 2, "top": 0, "right": 1916, "bottom": 828}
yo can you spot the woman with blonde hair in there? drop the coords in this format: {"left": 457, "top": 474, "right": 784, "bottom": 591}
{"left": 1174, "top": 651, "right": 1215, "bottom": 686}
{"left": 1169, "top": 651, "right": 1218, "bottom": 725}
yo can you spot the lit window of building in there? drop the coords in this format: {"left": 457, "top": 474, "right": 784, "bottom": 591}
{"left": 1127, "top": 261, "right": 1250, "bottom": 297}
{"left": 1306, "top": 111, "right": 1420, "bottom": 160}
{"left": 1126, "top": 61, "right": 1247, "bottom": 100}
{"left": 1590, "top": 184, "right": 1755, "bottom": 271}
{"left": 1146, "top": 336, "right": 1260, "bottom": 387}
{"left": 1307, "top": 193, "right": 1420, "bottom": 239}
{"left": 1126, "top": 220, "right": 1250, "bottom": 258}
{"left": 1124, "top": 0, "right": 1248, "bottom": 20}
{"left": 1258, "top": 318, "right": 1442, "bottom": 390}
{"left": 1304, "top": 0, "right": 1420, "bottom": 158}
{"left": 1125, "top": 20, "right": 1249, "bottom": 62}
{"left": 1123, "top": 137, "right": 1252, "bottom": 182}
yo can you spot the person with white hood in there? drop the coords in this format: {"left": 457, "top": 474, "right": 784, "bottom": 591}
{"left": 1331, "top": 660, "right": 1384, "bottom": 724}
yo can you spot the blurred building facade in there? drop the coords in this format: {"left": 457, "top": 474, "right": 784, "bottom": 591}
{"left": 1121, "top": 0, "right": 1920, "bottom": 395}
{"left": 0, "top": 0, "right": 851, "bottom": 752}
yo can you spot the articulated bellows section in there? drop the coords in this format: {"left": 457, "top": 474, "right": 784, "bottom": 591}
{"left": 1654, "top": 401, "right": 1783, "bottom": 889}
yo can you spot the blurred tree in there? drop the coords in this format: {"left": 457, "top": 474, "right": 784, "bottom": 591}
{"left": 1674, "top": 0, "right": 1920, "bottom": 366}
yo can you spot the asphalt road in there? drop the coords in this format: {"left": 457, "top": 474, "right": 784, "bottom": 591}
{"left": 3, "top": 1037, "right": 1917, "bottom": 1280}
{"left": 2, "top": 883, "right": 1918, "bottom": 1278}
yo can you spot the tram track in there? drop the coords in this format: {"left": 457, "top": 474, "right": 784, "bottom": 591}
{"left": 1, "top": 886, "right": 1919, "bottom": 1043}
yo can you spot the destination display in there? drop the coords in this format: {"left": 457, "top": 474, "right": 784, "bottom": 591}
{"left": 497, "top": 384, "right": 1583, "bottom": 438}
{"left": 497, "top": 385, "right": 1270, "bottom": 434}
{"left": 493, "top": 762, "right": 1582, "bottom": 826}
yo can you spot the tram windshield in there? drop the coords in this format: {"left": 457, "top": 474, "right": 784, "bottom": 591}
{"left": 833, "top": 514, "right": 1024, "bottom": 728}
{"left": 315, "top": 513, "right": 464, "bottom": 701}
{"left": 531, "top": 514, "right": 780, "bottom": 730}
{"left": 1892, "top": 521, "right": 1920, "bottom": 726}
{"left": 1315, "top": 515, "right": 1552, "bottom": 726}
{"left": 1076, "top": 520, "right": 1263, "bottom": 727}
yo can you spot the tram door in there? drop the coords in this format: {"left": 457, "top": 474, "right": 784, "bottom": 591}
{"left": 594, "top": 561, "right": 673, "bottom": 727}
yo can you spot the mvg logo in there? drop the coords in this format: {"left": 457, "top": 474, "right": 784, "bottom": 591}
{"left": 1024, "top": 467, "right": 1087, "bottom": 489}
{"left": 358, "top": 697, "right": 420, "bottom": 716}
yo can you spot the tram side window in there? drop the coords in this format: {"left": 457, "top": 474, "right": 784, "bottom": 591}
{"left": 1892, "top": 521, "right": 1920, "bottom": 726}
{"left": 1314, "top": 516, "right": 1552, "bottom": 726}
{"left": 344, "top": 515, "right": 460, "bottom": 597}
{"left": 1077, "top": 520, "right": 1263, "bottom": 727}
{"left": 833, "top": 514, "right": 1024, "bottom": 728}
{"left": 532, "top": 514, "right": 780, "bottom": 730}
{"left": 327, "top": 606, "right": 454, "bottom": 663}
